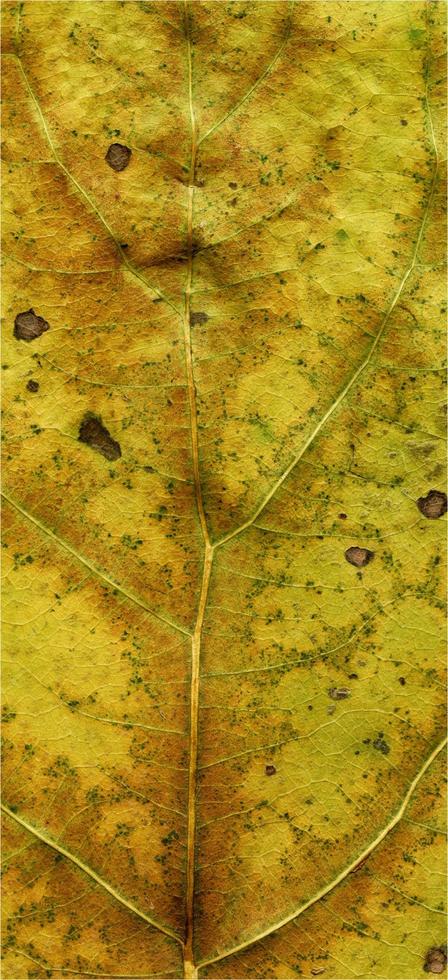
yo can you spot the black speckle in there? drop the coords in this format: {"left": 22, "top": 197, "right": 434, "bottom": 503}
{"left": 417, "top": 489, "right": 447, "bottom": 520}
{"left": 265, "top": 764, "right": 276, "bottom": 776}
{"left": 338, "top": 512, "right": 347, "bottom": 520}
{"left": 398, "top": 676, "right": 406, "bottom": 686}
{"left": 400, "top": 119, "right": 408, "bottom": 126}
{"left": 26, "top": 379, "right": 39, "bottom": 392}
{"left": 345, "top": 546, "right": 374, "bottom": 567}
{"left": 78, "top": 413, "right": 121, "bottom": 461}
{"left": 373, "top": 733, "right": 390, "bottom": 755}
{"left": 105, "top": 143, "right": 132, "bottom": 172}
{"left": 14, "top": 309, "right": 50, "bottom": 342}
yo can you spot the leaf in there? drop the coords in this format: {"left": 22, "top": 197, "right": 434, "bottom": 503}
{"left": 1, "top": 2, "right": 446, "bottom": 979}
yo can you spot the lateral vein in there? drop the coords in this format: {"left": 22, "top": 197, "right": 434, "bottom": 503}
{"left": 198, "top": 736, "right": 447, "bottom": 967}
{"left": 215, "top": 82, "right": 440, "bottom": 552}
{"left": 2, "top": 492, "right": 191, "bottom": 638}
{"left": 1, "top": 803, "right": 183, "bottom": 945}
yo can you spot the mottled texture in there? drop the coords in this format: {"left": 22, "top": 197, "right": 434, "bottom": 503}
{"left": 1, "top": 2, "right": 446, "bottom": 979}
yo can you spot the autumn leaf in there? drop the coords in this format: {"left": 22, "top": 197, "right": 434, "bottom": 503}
{"left": 1, "top": 2, "right": 446, "bottom": 979}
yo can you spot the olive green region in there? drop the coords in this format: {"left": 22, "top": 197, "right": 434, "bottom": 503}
{"left": 1, "top": 2, "right": 446, "bottom": 980}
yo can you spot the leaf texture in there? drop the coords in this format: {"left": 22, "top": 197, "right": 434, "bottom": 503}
{"left": 1, "top": 2, "right": 446, "bottom": 979}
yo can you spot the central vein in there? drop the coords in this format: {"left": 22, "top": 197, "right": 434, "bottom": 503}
{"left": 183, "top": 4, "right": 214, "bottom": 975}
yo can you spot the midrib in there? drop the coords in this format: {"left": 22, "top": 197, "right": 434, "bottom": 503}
{"left": 182, "top": 4, "right": 214, "bottom": 975}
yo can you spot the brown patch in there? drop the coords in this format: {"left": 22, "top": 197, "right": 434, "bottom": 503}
{"left": 417, "top": 489, "right": 447, "bottom": 520}
{"left": 265, "top": 765, "right": 276, "bottom": 776}
{"left": 328, "top": 687, "right": 350, "bottom": 701}
{"left": 78, "top": 413, "right": 121, "bottom": 461}
{"left": 14, "top": 309, "right": 50, "bottom": 342}
{"left": 105, "top": 143, "right": 132, "bottom": 172}
{"left": 190, "top": 312, "right": 209, "bottom": 326}
{"left": 229, "top": 182, "right": 238, "bottom": 189}
{"left": 344, "top": 546, "right": 374, "bottom": 567}
{"left": 26, "top": 379, "right": 39, "bottom": 392}
{"left": 424, "top": 947, "right": 447, "bottom": 975}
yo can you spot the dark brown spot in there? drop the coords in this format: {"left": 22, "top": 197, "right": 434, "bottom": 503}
{"left": 400, "top": 118, "right": 408, "bottom": 126}
{"left": 78, "top": 413, "right": 121, "bottom": 461}
{"left": 265, "top": 765, "right": 276, "bottom": 776}
{"left": 424, "top": 947, "right": 447, "bottom": 975}
{"left": 417, "top": 489, "right": 447, "bottom": 520}
{"left": 328, "top": 687, "right": 351, "bottom": 701}
{"left": 398, "top": 676, "right": 406, "bottom": 686}
{"left": 105, "top": 143, "right": 132, "bottom": 172}
{"left": 190, "top": 311, "right": 209, "bottom": 326}
{"left": 14, "top": 309, "right": 50, "bottom": 342}
{"left": 338, "top": 512, "right": 347, "bottom": 520}
{"left": 26, "top": 379, "right": 39, "bottom": 392}
{"left": 229, "top": 181, "right": 238, "bottom": 189}
{"left": 344, "top": 546, "right": 374, "bottom": 567}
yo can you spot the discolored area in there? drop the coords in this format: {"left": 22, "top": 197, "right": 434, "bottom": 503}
{"left": 78, "top": 411, "right": 122, "bottom": 461}
{"left": 344, "top": 546, "right": 375, "bottom": 568}
{"left": 105, "top": 142, "right": 132, "bottom": 172}
{"left": 417, "top": 490, "right": 447, "bottom": 520}
{"left": 200, "top": 749, "right": 446, "bottom": 979}
{"left": 1, "top": 0, "right": 446, "bottom": 978}
{"left": 13, "top": 308, "right": 50, "bottom": 342}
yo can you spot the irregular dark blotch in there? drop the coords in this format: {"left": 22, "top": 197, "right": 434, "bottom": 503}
{"left": 190, "top": 311, "right": 209, "bottom": 326}
{"left": 424, "top": 947, "right": 447, "bottom": 975}
{"left": 229, "top": 182, "right": 238, "bottom": 189}
{"left": 78, "top": 413, "right": 121, "bottom": 461}
{"left": 265, "top": 765, "right": 276, "bottom": 776}
{"left": 26, "top": 379, "right": 39, "bottom": 392}
{"left": 328, "top": 687, "right": 351, "bottom": 701}
{"left": 345, "top": 546, "right": 374, "bottom": 567}
{"left": 14, "top": 309, "right": 50, "bottom": 342}
{"left": 373, "top": 733, "right": 390, "bottom": 755}
{"left": 417, "top": 489, "right": 447, "bottom": 520}
{"left": 105, "top": 143, "right": 132, "bottom": 172}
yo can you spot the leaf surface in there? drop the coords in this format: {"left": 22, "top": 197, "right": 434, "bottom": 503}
{"left": 1, "top": 3, "right": 446, "bottom": 979}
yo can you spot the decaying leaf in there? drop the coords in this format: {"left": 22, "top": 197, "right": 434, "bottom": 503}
{"left": 1, "top": 2, "right": 446, "bottom": 979}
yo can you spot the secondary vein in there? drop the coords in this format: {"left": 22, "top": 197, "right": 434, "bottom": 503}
{"left": 2, "top": 802, "right": 183, "bottom": 945}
